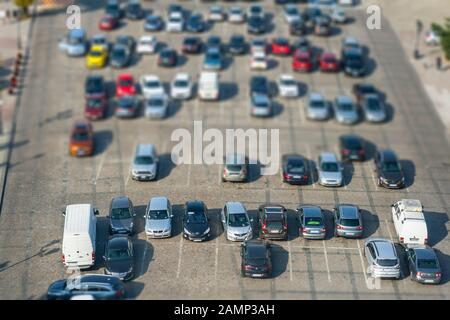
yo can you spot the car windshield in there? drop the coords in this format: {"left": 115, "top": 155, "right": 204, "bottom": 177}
{"left": 340, "top": 218, "right": 360, "bottom": 227}
{"left": 87, "top": 99, "right": 102, "bottom": 109}
{"left": 281, "top": 79, "right": 296, "bottom": 86}
{"left": 254, "top": 99, "right": 269, "bottom": 107}
{"left": 343, "top": 138, "right": 361, "bottom": 149}
{"left": 112, "top": 48, "right": 126, "bottom": 58}
{"left": 206, "top": 52, "right": 220, "bottom": 60}
{"left": 266, "top": 221, "right": 282, "bottom": 229}
{"left": 366, "top": 98, "right": 382, "bottom": 111}
{"left": 68, "top": 36, "right": 83, "bottom": 45}
{"left": 149, "top": 210, "right": 168, "bottom": 220}
{"left": 107, "top": 247, "right": 131, "bottom": 260}
{"left": 417, "top": 259, "right": 438, "bottom": 269}
{"left": 310, "top": 100, "right": 325, "bottom": 108}
{"left": 119, "top": 97, "right": 134, "bottom": 108}
{"left": 120, "top": 79, "right": 133, "bottom": 87}
{"left": 338, "top": 102, "right": 354, "bottom": 111}
{"left": 134, "top": 156, "right": 154, "bottom": 165}
{"left": 382, "top": 161, "right": 401, "bottom": 173}
{"left": 145, "top": 80, "right": 160, "bottom": 88}
{"left": 186, "top": 212, "right": 207, "bottom": 224}
{"left": 226, "top": 164, "right": 243, "bottom": 171}
{"left": 162, "top": 51, "right": 174, "bottom": 58}
{"left": 147, "top": 16, "right": 158, "bottom": 22}
{"left": 86, "top": 80, "right": 102, "bottom": 93}
{"left": 305, "top": 217, "right": 322, "bottom": 226}
{"left": 111, "top": 207, "right": 132, "bottom": 219}
{"left": 287, "top": 160, "right": 305, "bottom": 174}
{"left": 148, "top": 98, "right": 164, "bottom": 107}
{"left": 175, "top": 80, "right": 189, "bottom": 87}
{"left": 377, "top": 259, "right": 398, "bottom": 267}
{"left": 228, "top": 213, "right": 249, "bottom": 227}
{"left": 72, "top": 131, "right": 89, "bottom": 141}
{"left": 90, "top": 50, "right": 103, "bottom": 57}
{"left": 321, "top": 162, "right": 339, "bottom": 172}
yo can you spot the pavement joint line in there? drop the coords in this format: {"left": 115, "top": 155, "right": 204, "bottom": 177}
{"left": 322, "top": 240, "right": 332, "bottom": 283}
{"left": 175, "top": 235, "right": 183, "bottom": 279}
{"left": 214, "top": 238, "right": 219, "bottom": 282}
{"left": 357, "top": 239, "right": 373, "bottom": 290}
{"left": 287, "top": 235, "right": 293, "bottom": 282}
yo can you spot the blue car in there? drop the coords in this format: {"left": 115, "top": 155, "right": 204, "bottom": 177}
{"left": 203, "top": 48, "right": 222, "bottom": 70}
{"left": 144, "top": 15, "right": 164, "bottom": 31}
{"left": 187, "top": 12, "right": 206, "bottom": 33}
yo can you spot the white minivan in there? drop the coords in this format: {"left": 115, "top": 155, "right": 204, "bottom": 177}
{"left": 62, "top": 204, "right": 99, "bottom": 270}
{"left": 198, "top": 72, "right": 220, "bottom": 101}
{"left": 391, "top": 199, "right": 428, "bottom": 246}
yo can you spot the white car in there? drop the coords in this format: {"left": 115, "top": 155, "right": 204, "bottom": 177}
{"left": 250, "top": 38, "right": 267, "bottom": 55}
{"left": 283, "top": 4, "right": 301, "bottom": 24}
{"left": 166, "top": 12, "right": 184, "bottom": 32}
{"left": 170, "top": 73, "right": 193, "bottom": 100}
{"left": 140, "top": 75, "right": 165, "bottom": 99}
{"left": 208, "top": 5, "right": 226, "bottom": 22}
{"left": 145, "top": 94, "right": 169, "bottom": 119}
{"left": 228, "top": 6, "right": 245, "bottom": 23}
{"left": 136, "top": 36, "right": 158, "bottom": 54}
{"left": 318, "top": 152, "right": 343, "bottom": 187}
{"left": 277, "top": 74, "right": 299, "bottom": 98}
{"left": 331, "top": 7, "right": 347, "bottom": 24}
{"left": 250, "top": 51, "right": 268, "bottom": 70}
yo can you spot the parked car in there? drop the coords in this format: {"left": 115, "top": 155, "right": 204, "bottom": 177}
{"left": 140, "top": 74, "right": 165, "bottom": 99}
{"left": 115, "top": 95, "right": 139, "bottom": 118}
{"left": 108, "top": 196, "right": 135, "bottom": 235}
{"left": 228, "top": 34, "right": 247, "bottom": 55}
{"left": 145, "top": 197, "right": 173, "bottom": 238}
{"left": 208, "top": 5, "right": 226, "bottom": 22}
{"left": 247, "top": 15, "right": 266, "bottom": 34}
{"left": 222, "top": 153, "right": 248, "bottom": 182}
{"left": 281, "top": 154, "right": 310, "bottom": 185}
{"left": 58, "top": 28, "right": 88, "bottom": 57}
{"left": 247, "top": 4, "right": 265, "bottom": 19}
{"left": 319, "top": 52, "right": 339, "bottom": 72}
{"left": 125, "top": 0, "right": 144, "bottom": 20}
{"left": 307, "top": 92, "right": 330, "bottom": 120}
{"left": 110, "top": 44, "right": 132, "bottom": 68}
{"left": 144, "top": 94, "right": 169, "bottom": 119}
{"left": 374, "top": 149, "right": 405, "bottom": 189}
{"left": 183, "top": 200, "right": 211, "bottom": 242}
{"left": 144, "top": 14, "right": 164, "bottom": 31}
{"left": 182, "top": 36, "right": 203, "bottom": 54}
{"left": 116, "top": 35, "right": 135, "bottom": 53}
{"left": 229, "top": 6, "right": 246, "bottom": 23}
{"left": 250, "top": 75, "right": 271, "bottom": 98}
{"left": 158, "top": 48, "right": 178, "bottom": 67}
{"left": 91, "top": 34, "right": 110, "bottom": 52}
{"left": 339, "top": 134, "right": 365, "bottom": 161}
{"left": 47, "top": 274, "right": 125, "bottom": 300}
{"left": 166, "top": 12, "right": 184, "bottom": 32}
{"left": 203, "top": 47, "right": 223, "bottom": 70}
{"left": 284, "top": 4, "right": 301, "bottom": 24}
{"left": 331, "top": 7, "right": 348, "bottom": 24}
{"left": 406, "top": 246, "right": 442, "bottom": 284}
{"left": 104, "top": 235, "right": 134, "bottom": 281}
{"left": 318, "top": 152, "right": 343, "bottom": 187}
{"left": 69, "top": 120, "right": 94, "bottom": 157}
{"left": 333, "top": 96, "right": 359, "bottom": 125}
{"left": 187, "top": 12, "right": 206, "bottom": 33}
{"left": 289, "top": 19, "right": 307, "bottom": 36}
{"left": 258, "top": 204, "right": 288, "bottom": 240}
{"left": 198, "top": 71, "right": 220, "bottom": 100}
{"left": 271, "top": 37, "right": 291, "bottom": 55}
{"left": 136, "top": 35, "right": 158, "bottom": 54}
{"left": 333, "top": 204, "right": 364, "bottom": 238}
{"left": 250, "top": 94, "right": 272, "bottom": 117}
{"left": 99, "top": 15, "right": 119, "bottom": 31}
{"left": 292, "top": 36, "right": 312, "bottom": 54}
{"left": 131, "top": 144, "right": 158, "bottom": 181}
{"left": 221, "top": 202, "right": 253, "bottom": 241}
{"left": 250, "top": 38, "right": 267, "bottom": 54}
{"left": 85, "top": 75, "right": 106, "bottom": 99}
{"left": 364, "top": 238, "right": 401, "bottom": 279}
{"left": 298, "top": 205, "right": 326, "bottom": 240}
{"left": 342, "top": 47, "right": 366, "bottom": 77}
{"left": 85, "top": 97, "right": 107, "bottom": 120}
{"left": 352, "top": 83, "right": 378, "bottom": 104}
{"left": 167, "top": 3, "right": 184, "bottom": 18}
{"left": 391, "top": 199, "right": 428, "bottom": 245}
{"left": 250, "top": 51, "right": 268, "bottom": 70}
{"left": 105, "top": 0, "right": 122, "bottom": 20}
{"left": 206, "top": 35, "right": 223, "bottom": 52}
{"left": 116, "top": 74, "right": 136, "bottom": 97}
{"left": 171, "top": 73, "right": 193, "bottom": 100}
{"left": 276, "top": 74, "right": 299, "bottom": 98}
{"left": 362, "top": 94, "right": 387, "bottom": 123}
{"left": 293, "top": 50, "right": 313, "bottom": 72}
{"left": 314, "top": 15, "right": 332, "bottom": 36}
{"left": 241, "top": 239, "right": 272, "bottom": 278}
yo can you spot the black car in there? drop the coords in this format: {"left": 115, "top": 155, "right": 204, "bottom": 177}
{"left": 85, "top": 75, "right": 106, "bottom": 99}
{"left": 125, "top": 1, "right": 144, "bottom": 20}
{"left": 168, "top": 3, "right": 184, "bottom": 17}
{"left": 105, "top": 0, "right": 122, "bottom": 20}
{"left": 116, "top": 35, "right": 135, "bottom": 53}
{"left": 228, "top": 34, "right": 247, "bottom": 55}
{"left": 108, "top": 196, "right": 136, "bottom": 235}
{"left": 158, "top": 48, "right": 178, "bottom": 67}
{"left": 281, "top": 154, "right": 310, "bottom": 184}
{"left": 104, "top": 235, "right": 134, "bottom": 281}
{"left": 110, "top": 44, "right": 132, "bottom": 68}
{"left": 47, "top": 274, "right": 125, "bottom": 300}
{"left": 206, "top": 35, "right": 222, "bottom": 52}
{"left": 144, "top": 14, "right": 164, "bottom": 31}
{"left": 289, "top": 19, "right": 307, "bottom": 36}
{"left": 182, "top": 36, "right": 203, "bottom": 54}
{"left": 250, "top": 75, "right": 272, "bottom": 98}
{"left": 183, "top": 200, "right": 211, "bottom": 242}
{"left": 374, "top": 149, "right": 405, "bottom": 189}
{"left": 247, "top": 15, "right": 266, "bottom": 34}
{"left": 258, "top": 204, "right": 288, "bottom": 240}
{"left": 241, "top": 239, "right": 272, "bottom": 278}
{"left": 187, "top": 12, "right": 206, "bottom": 33}
{"left": 302, "top": 7, "right": 322, "bottom": 27}
{"left": 352, "top": 83, "right": 377, "bottom": 104}
{"left": 339, "top": 135, "right": 365, "bottom": 162}
{"left": 406, "top": 246, "right": 442, "bottom": 284}
{"left": 342, "top": 48, "right": 366, "bottom": 77}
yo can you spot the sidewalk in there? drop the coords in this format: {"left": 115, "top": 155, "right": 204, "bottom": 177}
{"left": 364, "top": 0, "right": 450, "bottom": 141}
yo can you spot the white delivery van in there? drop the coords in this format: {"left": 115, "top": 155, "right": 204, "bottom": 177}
{"left": 62, "top": 204, "right": 99, "bottom": 270}
{"left": 391, "top": 199, "right": 428, "bottom": 245}
{"left": 198, "top": 71, "right": 220, "bottom": 101}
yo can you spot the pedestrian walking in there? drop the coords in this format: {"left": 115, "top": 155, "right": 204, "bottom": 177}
{"left": 436, "top": 56, "right": 442, "bottom": 71}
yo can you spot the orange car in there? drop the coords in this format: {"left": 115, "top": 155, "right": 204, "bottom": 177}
{"left": 69, "top": 120, "right": 94, "bottom": 157}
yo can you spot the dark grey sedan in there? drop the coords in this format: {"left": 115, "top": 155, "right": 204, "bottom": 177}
{"left": 333, "top": 204, "right": 364, "bottom": 238}
{"left": 108, "top": 196, "right": 136, "bottom": 235}
{"left": 297, "top": 205, "right": 326, "bottom": 240}
{"left": 104, "top": 235, "right": 134, "bottom": 281}
{"left": 406, "top": 246, "right": 442, "bottom": 284}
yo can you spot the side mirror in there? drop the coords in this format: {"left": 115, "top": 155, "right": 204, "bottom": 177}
{"left": 390, "top": 204, "right": 394, "bottom": 207}
{"left": 94, "top": 209, "right": 100, "bottom": 216}
{"left": 62, "top": 210, "right": 66, "bottom": 216}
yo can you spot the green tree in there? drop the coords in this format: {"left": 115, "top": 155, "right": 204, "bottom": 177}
{"left": 432, "top": 18, "right": 450, "bottom": 60}
{"left": 13, "top": 0, "right": 34, "bottom": 17}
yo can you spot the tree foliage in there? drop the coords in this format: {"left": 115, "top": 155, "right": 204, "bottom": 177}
{"left": 432, "top": 18, "right": 450, "bottom": 60}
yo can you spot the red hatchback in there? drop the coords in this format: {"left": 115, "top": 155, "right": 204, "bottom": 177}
{"left": 271, "top": 37, "right": 291, "bottom": 56}
{"left": 292, "top": 50, "right": 313, "bottom": 72}
{"left": 85, "top": 97, "right": 107, "bottom": 120}
{"left": 319, "top": 52, "right": 339, "bottom": 72}
{"left": 116, "top": 74, "right": 136, "bottom": 97}
{"left": 99, "top": 15, "right": 119, "bottom": 31}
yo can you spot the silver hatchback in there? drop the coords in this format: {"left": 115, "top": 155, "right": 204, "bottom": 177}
{"left": 333, "top": 204, "right": 363, "bottom": 238}
{"left": 297, "top": 205, "right": 326, "bottom": 240}
{"left": 222, "top": 154, "right": 249, "bottom": 182}
{"left": 334, "top": 96, "right": 359, "bottom": 125}
{"left": 364, "top": 238, "right": 401, "bottom": 279}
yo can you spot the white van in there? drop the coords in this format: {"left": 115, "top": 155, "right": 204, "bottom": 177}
{"left": 391, "top": 199, "right": 428, "bottom": 246}
{"left": 198, "top": 71, "right": 220, "bottom": 101}
{"left": 62, "top": 204, "right": 99, "bottom": 270}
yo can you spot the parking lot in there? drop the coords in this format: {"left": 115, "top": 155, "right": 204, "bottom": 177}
{"left": 0, "top": 0, "right": 449, "bottom": 299}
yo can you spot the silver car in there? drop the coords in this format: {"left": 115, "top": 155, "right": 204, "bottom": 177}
{"left": 307, "top": 93, "right": 330, "bottom": 120}
{"left": 144, "top": 94, "right": 169, "bottom": 119}
{"left": 58, "top": 28, "right": 88, "bottom": 57}
{"left": 145, "top": 197, "right": 173, "bottom": 239}
{"left": 221, "top": 202, "right": 253, "bottom": 241}
{"left": 362, "top": 94, "right": 386, "bottom": 123}
{"left": 297, "top": 205, "right": 326, "bottom": 240}
{"left": 131, "top": 144, "right": 158, "bottom": 181}
{"left": 334, "top": 96, "right": 359, "bottom": 125}
{"left": 318, "top": 152, "right": 343, "bottom": 187}
{"left": 364, "top": 238, "right": 401, "bottom": 279}
{"left": 222, "top": 154, "right": 249, "bottom": 182}
{"left": 333, "top": 204, "right": 363, "bottom": 238}
{"left": 250, "top": 94, "right": 272, "bottom": 117}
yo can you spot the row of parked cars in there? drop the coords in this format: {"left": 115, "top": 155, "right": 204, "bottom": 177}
{"left": 48, "top": 196, "right": 439, "bottom": 299}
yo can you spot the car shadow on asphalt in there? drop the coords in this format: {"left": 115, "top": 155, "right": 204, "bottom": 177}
{"left": 383, "top": 103, "right": 396, "bottom": 123}
{"left": 399, "top": 159, "right": 415, "bottom": 188}
{"left": 208, "top": 208, "right": 224, "bottom": 241}
{"left": 363, "top": 137, "right": 377, "bottom": 161}
{"left": 167, "top": 99, "right": 183, "bottom": 118}
{"left": 93, "top": 130, "right": 113, "bottom": 156}
{"left": 123, "top": 281, "right": 145, "bottom": 299}
{"left": 360, "top": 209, "right": 380, "bottom": 239}
{"left": 133, "top": 239, "right": 154, "bottom": 279}
{"left": 133, "top": 205, "right": 147, "bottom": 235}
{"left": 435, "top": 249, "right": 450, "bottom": 284}
{"left": 364, "top": 57, "right": 378, "bottom": 77}
{"left": 394, "top": 243, "right": 412, "bottom": 280}
{"left": 219, "top": 82, "right": 239, "bottom": 101}
{"left": 270, "top": 243, "right": 289, "bottom": 278}
{"left": 271, "top": 100, "right": 284, "bottom": 117}
{"left": 341, "top": 160, "right": 354, "bottom": 187}
{"left": 94, "top": 216, "right": 110, "bottom": 271}
{"left": 287, "top": 209, "right": 300, "bottom": 241}
{"left": 425, "top": 211, "right": 449, "bottom": 247}
{"left": 157, "top": 153, "right": 177, "bottom": 181}
{"left": 171, "top": 204, "right": 185, "bottom": 238}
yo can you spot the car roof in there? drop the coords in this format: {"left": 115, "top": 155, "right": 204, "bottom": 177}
{"left": 301, "top": 205, "right": 322, "bottom": 217}
{"left": 372, "top": 239, "right": 397, "bottom": 259}
{"left": 340, "top": 134, "right": 361, "bottom": 144}
{"left": 136, "top": 143, "right": 156, "bottom": 157}
{"left": 414, "top": 247, "right": 437, "bottom": 260}
{"left": 79, "top": 274, "right": 121, "bottom": 285}
{"left": 149, "top": 197, "right": 169, "bottom": 210}
{"left": 226, "top": 202, "right": 246, "bottom": 214}
{"left": 69, "top": 28, "right": 86, "bottom": 38}
{"left": 338, "top": 205, "right": 359, "bottom": 219}
{"left": 111, "top": 196, "right": 131, "bottom": 209}
{"left": 283, "top": 154, "right": 305, "bottom": 162}
{"left": 309, "top": 92, "right": 325, "bottom": 101}
{"left": 260, "top": 204, "right": 285, "bottom": 213}
{"left": 107, "top": 234, "right": 130, "bottom": 249}
{"left": 186, "top": 200, "right": 205, "bottom": 211}
{"left": 245, "top": 241, "right": 267, "bottom": 257}
{"left": 320, "top": 152, "right": 337, "bottom": 162}
{"left": 336, "top": 96, "right": 353, "bottom": 104}
{"left": 253, "top": 94, "right": 270, "bottom": 104}
{"left": 73, "top": 119, "right": 91, "bottom": 130}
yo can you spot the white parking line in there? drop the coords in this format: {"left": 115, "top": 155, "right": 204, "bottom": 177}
{"left": 94, "top": 151, "right": 107, "bottom": 183}
{"left": 186, "top": 164, "right": 191, "bottom": 186}
{"left": 298, "top": 97, "right": 306, "bottom": 124}
{"left": 217, "top": 165, "right": 222, "bottom": 185}
{"left": 322, "top": 240, "right": 332, "bottom": 283}
{"left": 140, "top": 243, "right": 148, "bottom": 278}
{"left": 214, "top": 238, "right": 219, "bottom": 281}
{"left": 287, "top": 238, "right": 293, "bottom": 282}
{"left": 176, "top": 236, "right": 183, "bottom": 279}
{"left": 371, "top": 171, "right": 379, "bottom": 191}
{"left": 357, "top": 240, "right": 370, "bottom": 287}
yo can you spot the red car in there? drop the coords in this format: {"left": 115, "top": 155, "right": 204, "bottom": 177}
{"left": 271, "top": 37, "right": 291, "bottom": 56}
{"left": 116, "top": 74, "right": 136, "bottom": 97}
{"left": 85, "top": 97, "right": 107, "bottom": 120}
{"left": 319, "top": 52, "right": 339, "bottom": 72}
{"left": 99, "top": 15, "right": 119, "bottom": 31}
{"left": 292, "top": 50, "right": 313, "bottom": 72}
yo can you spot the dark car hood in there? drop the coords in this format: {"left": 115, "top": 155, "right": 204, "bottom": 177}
{"left": 381, "top": 171, "right": 403, "bottom": 181}
{"left": 106, "top": 258, "right": 133, "bottom": 274}
{"left": 110, "top": 218, "right": 133, "bottom": 231}
{"left": 185, "top": 222, "right": 209, "bottom": 235}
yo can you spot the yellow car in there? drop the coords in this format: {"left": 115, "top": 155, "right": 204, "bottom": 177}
{"left": 86, "top": 45, "right": 108, "bottom": 69}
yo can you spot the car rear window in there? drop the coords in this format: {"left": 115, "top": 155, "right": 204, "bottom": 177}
{"left": 72, "top": 131, "right": 89, "bottom": 141}
{"left": 226, "top": 164, "right": 244, "bottom": 171}
{"left": 266, "top": 221, "right": 283, "bottom": 229}
{"left": 417, "top": 259, "right": 438, "bottom": 269}
{"left": 377, "top": 259, "right": 397, "bottom": 267}
{"left": 340, "top": 218, "right": 360, "bottom": 227}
